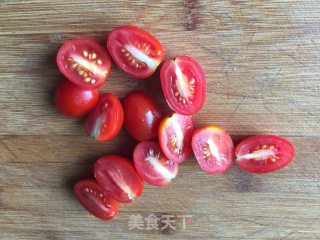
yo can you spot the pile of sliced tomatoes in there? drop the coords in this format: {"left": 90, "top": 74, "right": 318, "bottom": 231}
{"left": 55, "top": 25, "right": 295, "bottom": 221}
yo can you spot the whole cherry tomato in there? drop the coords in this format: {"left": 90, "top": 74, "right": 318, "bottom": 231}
{"left": 54, "top": 79, "right": 99, "bottom": 118}
{"left": 123, "top": 91, "right": 162, "bottom": 141}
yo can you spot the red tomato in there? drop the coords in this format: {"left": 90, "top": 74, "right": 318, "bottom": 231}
{"left": 133, "top": 141, "right": 179, "bottom": 186}
{"left": 54, "top": 79, "right": 99, "bottom": 118}
{"left": 57, "top": 38, "right": 111, "bottom": 89}
{"left": 74, "top": 179, "right": 119, "bottom": 220}
{"left": 123, "top": 91, "right": 162, "bottom": 141}
{"left": 160, "top": 56, "right": 206, "bottom": 115}
{"left": 235, "top": 135, "right": 294, "bottom": 174}
{"left": 85, "top": 93, "right": 123, "bottom": 141}
{"left": 107, "top": 25, "right": 165, "bottom": 79}
{"left": 191, "top": 126, "right": 234, "bottom": 174}
{"left": 158, "top": 113, "right": 194, "bottom": 163}
{"left": 94, "top": 155, "right": 144, "bottom": 203}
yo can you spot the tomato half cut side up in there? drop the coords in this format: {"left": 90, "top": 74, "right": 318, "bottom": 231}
{"left": 85, "top": 93, "right": 124, "bottom": 142}
{"left": 159, "top": 113, "right": 194, "bottom": 163}
{"left": 235, "top": 135, "right": 294, "bottom": 174}
{"left": 94, "top": 155, "right": 144, "bottom": 203}
{"left": 133, "top": 141, "right": 179, "bottom": 187}
{"left": 57, "top": 38, "right": 111, "bottom": 89}
{"left": 191, "top": 126, "right": 234, "bottom": 174}
{"left": 74, "top": 179, "right": 119, "bottom": 220}
{"left": 107, "top": 25, "right": 165, "bottom": 79}
{"left": 160, "top": 56, "right": 206, "bottom": 115}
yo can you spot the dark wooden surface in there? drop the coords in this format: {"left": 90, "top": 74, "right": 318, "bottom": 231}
{"left": 1, "top": 1, "right": 320, "bottom": 239}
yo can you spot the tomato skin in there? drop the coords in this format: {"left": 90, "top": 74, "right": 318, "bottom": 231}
{"left": 54, "top": 79, "right": 99, "bottom": 118}
{"left": 235, "top": 135, "right": 294, "bottom": 174}
{"left": 123, "top": 91, "right": 162, "bottom": 141}
{"left": 57, "top": 38, "right": 111, "bottom": 89}
{"left": 107, "top": 25, "right": 165, "bottom": 79}
{"left": 160, "top": 56, "right": 206, "bottom": 115}
{"left": 85, "top": 93, "right": 124, "bottom": 142}
{"left": 94, "top": 155, "right": 144, "bottom": 203}
{"left": 191, "top": 126, "right": 234, "bottom": 174}
{"left": 133, "top": 141, "right": 179, "bottom": 186}
{"left": 158, "top": 113, "right": 194, "bottom": 163}
{"left": 74, "top": 179, "right": 119, "bottom": 220}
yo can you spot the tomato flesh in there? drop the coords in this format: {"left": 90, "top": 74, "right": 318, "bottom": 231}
{"left": 159, "top": 113, "right": 194, "bottom": 163}
{"left": 85, "top": 93, "right": 124, "bottom": 142}
{"left": 94, "top": 155, "right": 144, "bottom": 203}
{"left": 160, "top": 56, "right": 206, "bottom": 115}
{"left": 192, "top": 126, "right": 234, "bottom": 174}
{"left": 74, "top": 179, "right": 119, "bottom": 220}
{"left": 123, "top": 91, "right": 162, "bottom": 141}
{"left": 57, "top": 38, "right": 111, "bottom": 89}
{"left": 107, "top": 25, "right": 165, "bottom": 79}
{"left": 235, "top": 135, "right": 294, "bottom": 174}
{"left": 133, "top": 141, "right": 179, "bottom": 186}
{"left": 54, "top": 79, "right": 99, "bottom": 118}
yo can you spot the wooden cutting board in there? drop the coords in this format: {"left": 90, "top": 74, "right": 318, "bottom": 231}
{"left": 1, "top": 1, "right": 319, "bottom": 239}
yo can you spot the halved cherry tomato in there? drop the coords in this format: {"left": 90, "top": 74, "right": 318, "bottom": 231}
{"left": 123, "top": 91, "right": 162, "bottom": 141}
{"left": 159, "top": 113, "right": 194, "bottom": 163}
{"left": 235, "top": 135, "right": 294, "bottom": 174}
{"left": 57, "top": 38, "right": 111, "bottom": 89}
{"left": 54, "top": 79, "right": 99, "bottom": 118}
{"left": 133, "top": 141, "right": 179, "bottom": 186}
{"left": 107, "top": 25, "right": 165, "bottom": 79}
{"left": 94, "top": 155, "right": 144, "bottom": 203}
{"left": 191, "top": 126, "right": 234, "bottom": 174}
{"left": 160, "top": 56, "right": 206, "bottom": 115}
{"left": 85, "top": 93, "right": 123, "bottom": 142}
{"left": 74, "top": 179, "right": 119, "bottom": 220}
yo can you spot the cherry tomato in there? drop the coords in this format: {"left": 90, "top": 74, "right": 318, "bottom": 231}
{"left": 191, "top": 126, "right": 234, "bottom": 174}
{"left": 85, "top": 93, "right": 124, "bottom": 142}
{"left": 123, "top": 91, "right": 162, "bottom": 141}
{"left": 133, "top": 141, "right": 179, "bottom": 186}
{"left": 57, "top": 38, "right": 111, "bottom": 89}
{"left": 94, "top": 155, "right": 144, "bottom": 203}
{"left": 160, "top": 56, "right": 206, "bottom": 115}
{"left": 235, "top": 135, "right": 294, "bottom": 174}
{"left": 74, "top": 179, "right": 119, "bottom": 220}
{"left": 158, "top": 113, "right": 194, "bottom": 163}
{"left": 54, "top": 79, "right": 99, "bottom": 118}
{"left": 107, "top": 25, "right": 165, "bottom": 79}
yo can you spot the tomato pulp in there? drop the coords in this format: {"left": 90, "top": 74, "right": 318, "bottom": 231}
{"left": 85, "top": 93, "right": 124, "bottom": 142}
{"left": 133, "top": 141, "right": 179, "bottom": 186}
{"left": 160, "top": 56, "right": 206, "bottom": 115}
{"left": 74, "top": 179, "right": 119, "bottom": 220}
{"left": 57, "top": 38, "right": 111, "bottom": 89}
{"left": 107, "top": 25, "right": 165, "bottom": 79}
{"left": 235, "top": 135, "right": 294, "bottom": 174}
{"left": 159, "top": 113, "right": 194, "bottom": 163}
{"left": 94, "top": 155, "right": 144, "bottom": 203}
{"left": 192, "top": 126, "right": 234, "bottom": 174}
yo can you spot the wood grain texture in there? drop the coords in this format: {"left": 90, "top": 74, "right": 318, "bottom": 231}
{"left": 1, "top": 0, "right": 320, "bottom": 239}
